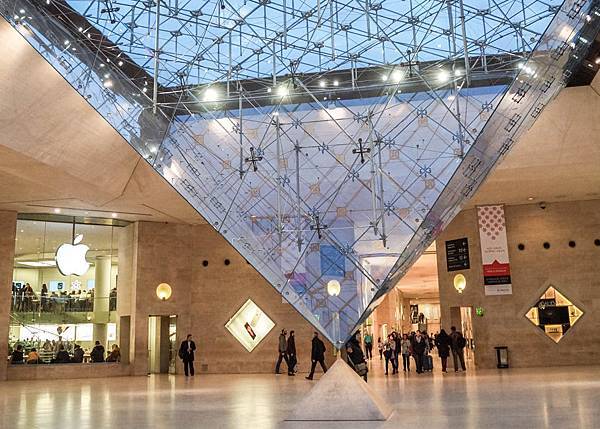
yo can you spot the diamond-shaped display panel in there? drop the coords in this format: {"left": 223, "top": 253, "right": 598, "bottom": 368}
{"left": 225, "top": 299, "right": 276, "bottom": 352}
{"left": 2, "top": 0, "right": 599, "bottom": 347}
{"left": 525, "top": 286, "right": 584, "bottom": 343}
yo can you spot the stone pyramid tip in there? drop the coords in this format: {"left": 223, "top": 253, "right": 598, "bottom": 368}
{"left": 285, "top": 359, "right": 393, "bottom": 421}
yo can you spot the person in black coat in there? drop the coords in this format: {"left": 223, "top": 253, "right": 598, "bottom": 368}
{"left": 55, "top": 345, "right": 71, "bottom": 363}
{"left": 346, "top": 331, "right": 368, "bottom": 381}
{"left": 435, "top": 329, "right": 451, "bottom": 373}
{"left": 179, "top": 334, "right": 197, "bottom": 376}
{"left": 306, "top": 332, "right": 327, "bottom": 380}
{"left": 90, "top": 341, "right": 105, "bottom": 363}
{"left": 10, "top": 344, "right": 24, "bottom": 364}
{"left": 286, "top": 330, "right": 297, "bottom": 376}
{"left": 411, "top": 331, "right": 427, "bottom": 374}
{"left": 71, "top": 344, "right": 84, "bottom": 363}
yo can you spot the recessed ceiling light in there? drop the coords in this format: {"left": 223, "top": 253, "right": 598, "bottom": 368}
{"left": 527, "top": 196, "right": 535, "bottom": 201}
{"left": 111, "top": 213, "right": 118, "bottom": 218}
{"left": 54, "top": 208, "right": 61, "bottom": 213}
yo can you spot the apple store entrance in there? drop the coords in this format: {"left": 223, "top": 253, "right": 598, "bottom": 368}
{"left": 9, "top": 214, "right": 125, "bottom": 365}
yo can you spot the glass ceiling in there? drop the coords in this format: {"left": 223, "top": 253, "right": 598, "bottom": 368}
{"left": 67, "top": 0, "right": 559, "bottom": 86}
{"left": 2, "top": 0, "right": 599, "bottom": 346}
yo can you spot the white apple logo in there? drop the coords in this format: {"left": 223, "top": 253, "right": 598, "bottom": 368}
{"left": 55, "top": 234, "right": 90, "bottom": 276}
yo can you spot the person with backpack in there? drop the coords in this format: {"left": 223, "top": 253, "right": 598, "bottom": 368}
{"left": 306, "top": 332, "right": 327, "bottom": 380}
{"left": 435, "top": 329, "right": 451, "bottom": 373}
{"left": 450, "top": 326, "right": 467, "bottom": 372}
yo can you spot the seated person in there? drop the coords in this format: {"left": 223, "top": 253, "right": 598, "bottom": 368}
{"left": 26, "top": 348, "right": 40, "bottom": 364}
{"left": 106, "top": 344, "right": 121, "bottom": 363}
{"left": 10, "top": 345, "right": 24, "bottom": 364}
{"left": 90, "top": 341, "right": 105, "bottom": 363}
{"left": 54, "top": 345, "right": 71, "bottom": 363}
{"left": 71, "top": 344, "right": 84, "bottom": 363}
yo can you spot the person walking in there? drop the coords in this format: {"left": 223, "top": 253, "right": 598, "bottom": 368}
{"left": 435, "top": 329, "right": 451, "bottom": 373}
{"left": 377, "top": 337, "right": 383, "bottom": 360}
{"left": 287, "top": 330, "right": 297, "bottom": 376}
{"left": 450, "top": 326, "right": 467, "bottom": 372}
{"left": 412, "top": 331, "right": 427, "bottom": 374}
{"left": 306, "top": 332, "right": 327, "bottom": 380}
{"left": 364, "top": 331, "right": 373, "bottom": 360}
{"left": 179, "top": 334, "right": 197, "bottom": 376}
{"left": 383, "top": 334, "right": 397, "bottom": 375}
{"left": 346, "top": 331, "right": 368, "bottom": 381}
{"left": 400, "top": 333, "right": 411, "bottom": 372}
{"left": 275, "top": 329, "right": 289, "bottom": 374}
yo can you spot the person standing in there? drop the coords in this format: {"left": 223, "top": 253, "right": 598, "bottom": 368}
{"left": 377, "top": 337, "right": 383, "bottom": 360}
{"left": 363, "top": 331, "right": 373, "bottom": 360}
{"left": 286, "top": 330, "right": 297, "bottom": 376}
{"left": 275, "top": 329, "right": 289, "bottom": 374}
{"left": 306, "top": 332, "right": 327, "bottom": 380}
{"left": 179, "top": 334, "right": 197, "bottom": 376}
{"left": 400, "top": 333, "right": 411, "bottom": 372}
{"left": 435, "top": 329, "right": 451, "bottom": 373}
{"left": 412, "top": 331, "right": 427, "bottom": 374}
{"left": 450, "top": 326, "right": 467, "bottom": 372}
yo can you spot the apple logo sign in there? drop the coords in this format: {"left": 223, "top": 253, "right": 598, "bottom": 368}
{"left": 55, "top": 234, "right": 90, "bottom": 276}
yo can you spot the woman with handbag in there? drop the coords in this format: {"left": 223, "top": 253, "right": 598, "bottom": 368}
{"left": 346, "top": 331, "right": 368, "bottom": 382}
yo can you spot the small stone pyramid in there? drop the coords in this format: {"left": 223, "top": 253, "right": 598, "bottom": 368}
{"left": 285, "top": 359, "right": 393, "bottom": 421}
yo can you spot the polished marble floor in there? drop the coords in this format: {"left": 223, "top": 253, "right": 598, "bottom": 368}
{"left": 1, "top": 359, "right": 599, "bottom": 429}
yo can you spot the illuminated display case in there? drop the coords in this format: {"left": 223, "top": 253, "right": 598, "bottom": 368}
{"left": 225, "top": 299, "right": 275, "bottom": 352}
{"left": 525, "top": 286, "right": 584, "bottom": 343}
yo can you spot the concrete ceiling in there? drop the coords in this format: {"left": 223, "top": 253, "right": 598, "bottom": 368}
{"left": 0, "top": 20, "right": 205, "bottom": 225}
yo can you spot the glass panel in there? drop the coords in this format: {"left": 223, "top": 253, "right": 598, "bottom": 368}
{"left": 2, "top": 0, "right": 598, "bottom": 346}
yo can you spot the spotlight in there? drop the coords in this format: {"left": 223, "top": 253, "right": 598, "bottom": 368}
{"left": 276, "top": 85, "right": 289, "bottom": 97}
{"left": 437, "top": 70, "right": 450, "bottom": 82}
{"left": 381, "top": 74, "right": 388, "bottom": 82}
{"left": 103, "top": 80, "right": 113, "bottom": 88}
{"left": 392, "top": 70, "right": 404, "bottom": 82}
{"left": 203, "top": 87, "right": 218, "bottom": 102}
{"left": 111, "top": 213, "right": 118, "bottom": 218}
{"left": 118, "top": 60, "right": 123, "bottom": 66}
{"left": 54, "top": 208, "right": 61, "bottom": 214}
{"left": 319, "top": 80, "right": 326, "bottom": 87}
{"left": 267, "top": 87, "right": 272, "bottom": 93}
{"left": 333, "top": 80, "right": 339, "bottom": 86}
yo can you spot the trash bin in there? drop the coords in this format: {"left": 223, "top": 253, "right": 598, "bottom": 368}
{"left": 494, "top": 346, "right": 509, "bottom": 368}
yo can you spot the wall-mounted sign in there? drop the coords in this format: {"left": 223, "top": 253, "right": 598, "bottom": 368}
{"left": 225, "top": 299, "right": 275, "bottom": 352}
{"left": 477, "top": 205, "right": 512, "bottom": 295}
{"left": 445, "top": 238, "right": 470, "bottom": 271}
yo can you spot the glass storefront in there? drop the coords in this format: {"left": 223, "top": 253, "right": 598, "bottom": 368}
{"left": 9, "top": 215, "right": 124, "bottom": 365}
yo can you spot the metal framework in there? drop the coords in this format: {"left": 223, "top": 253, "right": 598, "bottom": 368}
{"left": 2, "top": 0, "right": 599, "bottom": 346}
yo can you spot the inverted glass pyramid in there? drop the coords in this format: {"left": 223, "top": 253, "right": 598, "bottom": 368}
{"left": 2, "top": 0, "right": 599, "bottom": 346}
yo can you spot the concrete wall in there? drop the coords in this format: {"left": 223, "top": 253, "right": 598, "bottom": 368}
{"left": 436, "top": 200, "right": 600, "bottom": 369}
{"left": 118, "top": 221, "right": 335, "bottom": 375}
{"left": 0, "top": 211, "right": 17, "bottom": 381}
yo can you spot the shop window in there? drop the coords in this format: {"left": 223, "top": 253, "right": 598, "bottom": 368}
{"left": 225, "top": 299, "right": 275, "bottom": 352}
{"left": 525, "top": 286, "right": 583, "bottom": 343}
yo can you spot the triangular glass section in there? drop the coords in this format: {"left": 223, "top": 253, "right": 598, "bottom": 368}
{"left": 2, "top": 0, "right": 599, "bottom": 346}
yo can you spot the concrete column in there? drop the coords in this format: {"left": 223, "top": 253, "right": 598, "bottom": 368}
{"left": 0, "top": 211, "right": 17, "bottom": 381}
{"left": 93, "top": 255, "right": 111, "bottom": 347}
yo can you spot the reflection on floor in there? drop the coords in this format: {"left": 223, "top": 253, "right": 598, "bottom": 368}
{"left": 1, "top": 359, "right": 599, "bottom": 429}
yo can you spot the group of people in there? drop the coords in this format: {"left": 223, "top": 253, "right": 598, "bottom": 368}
{"left": 9, "top": 339, "right": 121, "bottom": 364}
{"left": 378, "top": 326, "right": 468, "bottom": 374}
{"left": 11, "top": 283, "right": 118, "bottom": 313}
{"left": 274, "top": 329, "right": 328, "bottom": 380}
